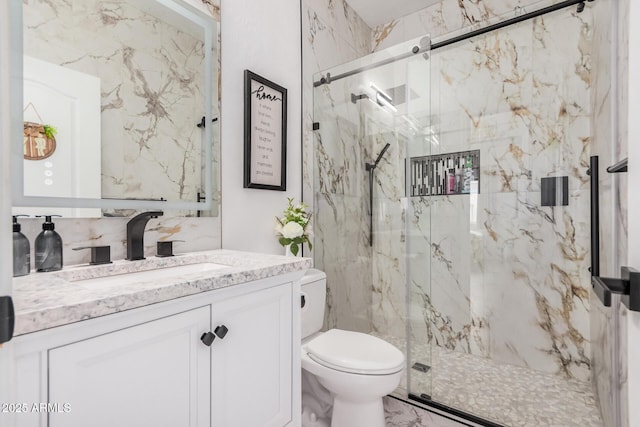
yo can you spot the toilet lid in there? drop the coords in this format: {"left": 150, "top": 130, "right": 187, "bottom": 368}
{"left": 305, "top": 329, "right": 404, "bottom": 375}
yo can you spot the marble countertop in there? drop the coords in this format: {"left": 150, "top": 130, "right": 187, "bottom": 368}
{"left": 12, "top": 249, "right": 312, "bottom": 336}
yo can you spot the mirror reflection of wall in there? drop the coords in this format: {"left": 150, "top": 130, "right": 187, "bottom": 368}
{"left": 21, "top": 0, "right": 220, "bottom": 217}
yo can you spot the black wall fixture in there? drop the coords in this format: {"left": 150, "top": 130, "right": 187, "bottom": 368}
{"left": 588, "top": 156, "right": 599, "bottom": 277}
{"left": 589, "top": 155, "right": 639, "bottom": 312}
{"left": 593, "top": 267, "right": 640, "bottom": 312}
{"left": 607, "top": 157, "right": 628, "bottom": 173}
{"left": 196, "top": 116, "right": 218, "bottom": 128}
{"left": 541, "top": 176, "right": 568, "bottom": 206}
{"left": 0, "top": 296, "right": 15, "bottom": 344}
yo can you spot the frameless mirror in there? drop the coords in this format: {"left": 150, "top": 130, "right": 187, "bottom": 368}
{"left": 13, "top": 0, "right": 219, "bottom": 217}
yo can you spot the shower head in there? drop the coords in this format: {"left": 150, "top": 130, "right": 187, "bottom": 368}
{"left": 351, "top": 93, "right": 369, "bottom": 104}
{"left": 374, "top": 143, "right": 391, "bottom": 165}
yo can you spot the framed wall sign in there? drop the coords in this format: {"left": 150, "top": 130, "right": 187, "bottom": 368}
{"left": 243, "top": 69, "right": 287, "bottom": 191}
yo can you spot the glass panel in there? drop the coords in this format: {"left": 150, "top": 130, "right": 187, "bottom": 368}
{"left": 404, "top": 38, "right": 433, "bottom": 402}
{"left": 312, "top": 35, "right": 431, "bottom": 398}
{"left": 411, "top": 6, "right": 597, "bottom": 427}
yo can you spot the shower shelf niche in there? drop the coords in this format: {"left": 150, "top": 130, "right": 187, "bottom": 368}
{"left": 408, "top": 149, "right": 480, "bottom": 197}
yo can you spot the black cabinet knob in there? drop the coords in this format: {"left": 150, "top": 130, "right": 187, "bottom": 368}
{"left": 200, "top": 331, "right": 215, "bottom": 346}
{"left": 301, "top": 295, "right": 306, "bottom": 308}
{"left": 214, "top": 325, "right": 228, "bottom": 339}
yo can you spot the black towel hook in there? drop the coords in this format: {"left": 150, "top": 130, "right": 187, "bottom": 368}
{"left": 196, "top": 116, "right": 219, "bottom": 128}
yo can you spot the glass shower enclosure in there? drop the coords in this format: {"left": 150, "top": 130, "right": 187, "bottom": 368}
{"left": 312, "top": 5, "right": 601, "bottom": 426}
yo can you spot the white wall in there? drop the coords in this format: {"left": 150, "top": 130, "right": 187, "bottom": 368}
{"left": 0, "top": 0, "right": 16, "bottom": 423}
{"left": 220, "top": 0, "right": 302, "bottom": 254}
{"left": 626, "top": 0, "right": 640, "bottom": 424}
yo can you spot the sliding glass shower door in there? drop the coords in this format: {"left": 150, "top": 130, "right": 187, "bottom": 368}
{"left": 406, "top": 5, "right": 599, "bottom": 426}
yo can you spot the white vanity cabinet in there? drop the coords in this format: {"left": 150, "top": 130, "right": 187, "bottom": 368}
{"left": 49, "top": 306, "right": 211, "bottom": 427}
{"left": 13, "top": 275, "right": 300, "bottom": 427}
{"left": 210, "top": 283, "right": 292, "bottom": 427}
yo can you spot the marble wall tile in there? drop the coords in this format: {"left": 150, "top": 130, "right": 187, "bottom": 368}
{"left": 362, "top": 110, "right": 407, "bottom": 342}
{"left": 590, "top": 291, "right": 617, "bottom": 427}
{"left": 314, "top": 193, "right": 372, "bottom": 332}
{"left": 303, "top": 0, "right": 370, "bottom": 54}
{"left": 301, "top": 0, "right": 372, "bottom": 212}
{"left": 302, "top": 0, "right": 373, "bottom": 332}
{"left": 312, "top": 78, "right": 372, "bottom": 331}
{"left": 619, "top": 304, "right": 629, "bottom": 427}
{"left": 616, "top": 0, "right": 629, "bottom": 270}
{"left": 479, "top": 189, "right": 591, "bottom": 381}
{"left": 371, "top": 0, "right": 573, "bottom": 53}
{"left": 16, "top": 216, "right": 221, "bottom": 267}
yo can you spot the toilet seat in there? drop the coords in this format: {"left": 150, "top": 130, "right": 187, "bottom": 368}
{"left": 304, "top": 329, "right": 404, "bottom": 375}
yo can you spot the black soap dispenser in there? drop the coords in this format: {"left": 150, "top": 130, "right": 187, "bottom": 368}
{"left": 12, "top": 215, "right": 30, "bottom": 277}
{"left": 35, "top": 215, "right": 63, "bottom": 272}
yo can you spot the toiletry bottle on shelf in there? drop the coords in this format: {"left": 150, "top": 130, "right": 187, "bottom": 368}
{"left": 455, "top": 167, "right": 463, "bottom": 193}
{"left": 463, "top": 156, "right": 474, "bottom": 194}
{"left": 35, "top": 215, "right": 63, "bottom": 272}
{"left": 12, "top": 215, "right": 30, "bottom": 277}
{"left": 447, "top": 169, "right": 455, "bottom": 194}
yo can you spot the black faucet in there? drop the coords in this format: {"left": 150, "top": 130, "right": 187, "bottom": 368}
{"left": 126, "top": 211, "right": 163, "bottom": 260}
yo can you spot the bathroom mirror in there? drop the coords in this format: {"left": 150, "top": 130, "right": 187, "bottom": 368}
{"left": 12, "top": 0, "right": 219, "bottom": 217}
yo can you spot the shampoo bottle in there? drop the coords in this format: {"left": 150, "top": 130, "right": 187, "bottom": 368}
{"left": 463, "top": 156, "right": 474, "bottom": 194}
{"left": 447, "top": 168, "right": 455, "bottom": 194}
{"left": 12, "top": 215, "right": 30, "bottom": 277}
{"left": 35, "top": 215, "right": 63, "bottom": 272}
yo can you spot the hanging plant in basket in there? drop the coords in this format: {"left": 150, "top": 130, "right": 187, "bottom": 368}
{"left": 23, "top": 102, "right": 57, "bottom": 160}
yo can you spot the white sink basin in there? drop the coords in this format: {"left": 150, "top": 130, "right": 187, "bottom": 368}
{"left": 73, "top": 262, "right": 231, "bottom": 288}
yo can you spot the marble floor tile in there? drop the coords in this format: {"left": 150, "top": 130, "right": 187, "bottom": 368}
{"left": 377, "top": 333, "right": 603, "bottom": 427}
{"left": 384, "top": 396, "right": 467, "bottom": 427}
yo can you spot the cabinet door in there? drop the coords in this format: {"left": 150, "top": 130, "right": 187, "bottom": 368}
{"left": 211, "top": 283, "right": 293, "bottom": 427}
{"left": 48, "top": 306, "right": 210, "bottom": 427}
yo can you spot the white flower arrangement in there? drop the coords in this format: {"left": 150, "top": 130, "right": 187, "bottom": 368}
{"left": 275, "top": 198, "right": 313, "bottom": 256}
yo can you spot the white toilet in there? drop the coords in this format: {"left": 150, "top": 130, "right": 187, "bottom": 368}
{"left": 300, "top": 269, "right": 404, "bottom": 427}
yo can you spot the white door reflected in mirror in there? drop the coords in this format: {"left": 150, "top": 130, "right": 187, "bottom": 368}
{"left": 22, "top": 55, "right": 101, "bottom": 218}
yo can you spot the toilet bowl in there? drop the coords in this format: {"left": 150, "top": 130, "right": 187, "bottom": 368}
{"left": 300, "top": 269, "right": 404, "bottom": 427}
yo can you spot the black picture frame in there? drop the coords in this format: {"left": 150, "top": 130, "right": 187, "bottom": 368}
{"left": 243, "top": 70, "right": 287, "bottom": 191}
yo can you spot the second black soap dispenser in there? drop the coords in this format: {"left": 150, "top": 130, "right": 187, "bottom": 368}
{"left": 35, "top": 215, "right": 63, "bottom": 272}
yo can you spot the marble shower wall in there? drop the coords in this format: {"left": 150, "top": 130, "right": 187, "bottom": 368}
{"left": 589, "top": 0, "right": 630, "bottom": 425}
{"left": 301, "top": 0, "right": 374, "bottom": 331}
{"left": 23, "top": 0, "right": 219, "bottom": 205}
{"left": 15, "top": 0, "right": 221, "bottom": 268}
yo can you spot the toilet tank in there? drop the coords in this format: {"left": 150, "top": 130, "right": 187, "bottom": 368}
{"left": 300, "top": 268, "right": 327, "bottom": 340}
